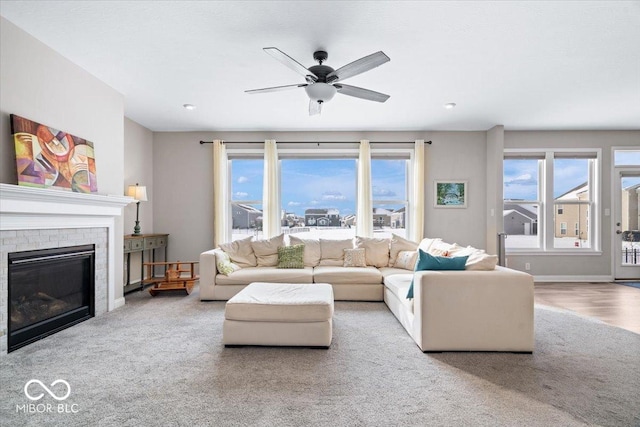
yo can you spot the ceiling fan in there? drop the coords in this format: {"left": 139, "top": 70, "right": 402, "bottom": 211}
{"left": 246, "top": 47, "right": 390, "bottom": 116}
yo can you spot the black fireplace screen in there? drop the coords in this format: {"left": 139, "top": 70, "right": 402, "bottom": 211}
{"left": 8, "top": 244, "right": 95, "bottom": 352}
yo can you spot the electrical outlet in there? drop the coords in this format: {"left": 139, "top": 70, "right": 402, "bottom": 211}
{"left": 525, "top": 262, "right": 531, "bottom": 271}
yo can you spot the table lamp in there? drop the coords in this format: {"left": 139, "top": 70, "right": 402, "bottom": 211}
{"left": 127, "top": 183, "right": 148, "bottom": 235}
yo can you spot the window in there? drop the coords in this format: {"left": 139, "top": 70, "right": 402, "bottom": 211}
{"left": 371, "top": 158, "right": 408, "bottom": 239}
{"left": 230, "top": 159, "right": 263, "bottom": 241}
{"left": 504, "top": 150, "right": 599, "bottom": 252}
{"left": 226, "top": 145, "right": 416, "bottom": 242}
{"left": 553, "top": 156, "right": 593, "bottom": 248}
{"left": 614, "top": 150, "right": 640, "bottom": 166}
{"left": 281, "top": 159, "right": 356, "bottom": 239}
{"left": 503, "top": 157, "right": 541, "bottom": 249}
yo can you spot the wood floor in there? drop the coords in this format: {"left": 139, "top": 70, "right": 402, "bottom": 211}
{"left": 535, "top": 282, "right": 640, "bottom": 334}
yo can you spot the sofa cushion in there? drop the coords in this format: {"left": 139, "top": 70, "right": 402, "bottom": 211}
{"left": 216, "top": 266, "right": 313, "bottom": 286}
{"left": 251, "top": 234, "right": 284, "bottom": 267}
{"left": 289, "top": 235, "right": 321, "bottom": 267}
{"left": 225, "top": 282, "right": 333, "bottom": 322}
{"left": 379, "top": 267, "right": 413, "bottom": 278}
{"left": 383, "top": 272, "right": 413, "bottom": 300}
{"left": 344, "top": 248, "right": 366, "bottom": 267}
{"left": 425, "top": 239, "right": 456, "bottom": 257}
{"left": 389, "top": 234, "right": 419, "bottom": 267}
{"left": 449, "top": 245, "right": 499, "bottom": 271}
{"left": 395, "top": 250, "right": 418, "bottom": 270}
{"left": 407, "top": 249, "right": 468, "bottom": 299}
{"left": 220, "top": 236, "right": 257, "bottom": 267}
{"left": 214, "top": 249, "right": 241, "bottom": 275}
{"left": 313, "top": 266, "right": 382, "bottom": 285}
{"left": 319, "top": 238, "right": 353, "bottom": 266}
{"left": 277, "top": 244, "right": 305, "bottom": 269}
{"left": 416, "top": 250, "right": 468, "bottom": 271}
{"left": 355, "top": 236, "right": 390, "bottom": 268}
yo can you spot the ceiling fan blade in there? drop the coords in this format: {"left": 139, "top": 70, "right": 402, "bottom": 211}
{"left": 264, "top": 47, "right": 318, "bottom": 82}
{"left": 245, "top": 83, "right": 308, "bottom": 94}
{"left": 309, "top": 100, "right": 322, "bottom": 116}
{"left": 326, "top": 51, "right": 390, "bottom": 83}
{"left": 335, "top": 84, "right": 390, "bottom": 103}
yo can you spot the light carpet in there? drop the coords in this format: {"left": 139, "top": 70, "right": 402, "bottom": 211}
{"left": 1, "top": 286, "right": 639, "bottom": 427}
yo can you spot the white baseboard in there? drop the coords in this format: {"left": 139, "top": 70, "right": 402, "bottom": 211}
{"left": 113, "top": 297, "right": 126, "bottom": 310}
{"left": 533, "top": 275, "right": 613, "bottom": 283}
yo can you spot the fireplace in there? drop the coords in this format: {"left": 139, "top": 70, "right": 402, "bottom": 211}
{"left": 8, "top": 244, "right": 95, "bottom": 352}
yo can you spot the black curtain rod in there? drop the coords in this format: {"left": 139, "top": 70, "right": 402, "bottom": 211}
{"left": 199, "top": 140, "right": 432, "bottom": 145}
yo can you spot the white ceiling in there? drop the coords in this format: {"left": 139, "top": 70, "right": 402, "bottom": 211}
{"left": 1, "top": 1, "right": 639, "bottom": 132}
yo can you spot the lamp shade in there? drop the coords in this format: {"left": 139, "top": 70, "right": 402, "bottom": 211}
{"left": 126, "top": 184, "right": 148, "bottom": 201}
{"left": 305, "top": 83, "right": 337, "bottom": 102}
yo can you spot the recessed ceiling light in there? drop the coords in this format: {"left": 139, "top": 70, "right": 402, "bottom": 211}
{"left": 444, "top": 103, "right": 456, "bottom": 109}
{"left": 183, "top": 104, "right": 196, "bottom": 110}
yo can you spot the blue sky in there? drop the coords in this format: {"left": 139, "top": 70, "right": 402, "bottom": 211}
{"left": 231, "top": 159, "right": 407, "bottom": 216}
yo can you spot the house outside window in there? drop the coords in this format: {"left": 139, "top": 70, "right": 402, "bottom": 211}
{"left": 504, "top": 149, "right": 599, "bottom": 252}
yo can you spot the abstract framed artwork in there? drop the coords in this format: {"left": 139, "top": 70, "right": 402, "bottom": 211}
{"left": 434, "top": 180, "right": 467, "bottom": 208}
{"left": 11, "top": 114, "right": 98, "bottom": 193}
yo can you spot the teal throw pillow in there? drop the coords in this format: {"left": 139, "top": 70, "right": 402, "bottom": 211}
{"left": 406, "top": 249, "right": 468, "bottom": 299}
{"left": 277, "top": 244, "right": 305, "bottom": 269}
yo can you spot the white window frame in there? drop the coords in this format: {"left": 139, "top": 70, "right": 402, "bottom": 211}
{"left": 504, "top": 148, "right": 601, "bottom": 255}
{"left": 226, "top": 144, "right": 416, "bottom": 240}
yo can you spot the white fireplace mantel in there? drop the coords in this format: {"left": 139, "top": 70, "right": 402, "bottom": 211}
{"left": 0, "top": 183, "right": 134, "bottom": 312}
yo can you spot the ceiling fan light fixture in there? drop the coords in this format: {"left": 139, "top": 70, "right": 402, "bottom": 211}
{"left": 305, "top": 83, "right": 337, "bottom": 103}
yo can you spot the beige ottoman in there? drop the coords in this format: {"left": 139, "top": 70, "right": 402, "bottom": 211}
{"left": 223, "top": 282, "right": 334, "bottom": 347}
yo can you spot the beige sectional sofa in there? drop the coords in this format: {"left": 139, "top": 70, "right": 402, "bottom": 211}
{"left": 200, "top": 234, "right": 534, "bottom": 352}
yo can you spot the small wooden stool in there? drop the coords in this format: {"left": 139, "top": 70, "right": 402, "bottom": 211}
{"left": 142, "top": 261, "right": 199, "bottom": 296}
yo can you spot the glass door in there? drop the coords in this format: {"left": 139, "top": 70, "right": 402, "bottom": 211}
{"left": 614, "top": 170, "right": 640, "bottom": 280}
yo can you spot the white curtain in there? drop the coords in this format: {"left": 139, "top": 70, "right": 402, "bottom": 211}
{"left": 213, "top": 140, "right": 228, "bottom": 247}
{"left": 262, "top": 139, "right": 281, "bottom": 238}
{"left": 410, "top": 139, "right": 425, "bottom": 242}
{"left": 356, "top": 139, "right": 373, "bottom": 237}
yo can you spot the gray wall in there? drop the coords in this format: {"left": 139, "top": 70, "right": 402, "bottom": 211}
{"left": 504, "top": 130, "right": 640, "bottom": 278}
{"left": 152, "top": 131, "right": 490, "bottom": 264}
{"left": 124, "top": 118, "right": 154, "bottom": 235}
{"left": 0, "top": 17, "right": 127, "bottom": 301}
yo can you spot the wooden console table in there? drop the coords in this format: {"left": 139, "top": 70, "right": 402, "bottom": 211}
{"left": 124, "top": 233, "right": 168, "bottom": 292}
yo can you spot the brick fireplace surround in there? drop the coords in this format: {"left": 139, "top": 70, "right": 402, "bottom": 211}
{"left": 0, "top": 184, "right": 131, "bottom": 355}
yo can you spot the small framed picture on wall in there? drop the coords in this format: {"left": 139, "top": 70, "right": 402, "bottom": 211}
{"left": 434, "top": 180, "right": 467, "bottom": 208}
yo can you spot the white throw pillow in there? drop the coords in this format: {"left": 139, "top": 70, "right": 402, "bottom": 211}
{"left": 289, "top": 235, "right": 321, "bottom": 267}
{"left": 343, "top": 248, "right": 367, "bottom": 267}
{"left": 389, "top": 234, "right": 419, "bottom": 267}
{"left": 418, "top": 237, "right": 442, "bottom": 253}
{"left": 251, "top": 233, "right": 285, "bottom": 267}
{"left": 319, "top": 238, "right": 353, "bottom": 265}
{"left": 449, "top": 245, "right": 498, "bottom": 270}
{"left": 426, "top": 239, "right": 456, "bottom": 257}
{"left": 394, "top": 250, "right": 418, "bottom": 270}
{"left": 219, "top": 236, "right": 257, "bottom": 268}
{"left": 214, "top": 249, "right": 241, "bottom": 275}
{"left": 355, "top": 236, "right": 390, "bottom": 268}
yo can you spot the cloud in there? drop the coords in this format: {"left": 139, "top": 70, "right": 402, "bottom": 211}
{"left": 321, "top": 191, "right": 347, "bottom": 201}
{"left": 233, "top": 191, "right": 249, "bottom": 198}
{"left": 309, "top": 200, "right": 320, "bottom": 205}
{"left": 504, "top": 173, "right": 537, "bottom": 186}
{"left": 372, "top": 186, "right": 397, "bottom": 197}
{"left": 237, "top": 176, "right": 249, "bottom": 183}
{"left": 287, "top": 201, "right": 301, "bottom": 206}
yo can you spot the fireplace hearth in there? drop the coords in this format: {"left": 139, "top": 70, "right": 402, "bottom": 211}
{"left": 8, "top": 244, "right": 95, "bottom": 352}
